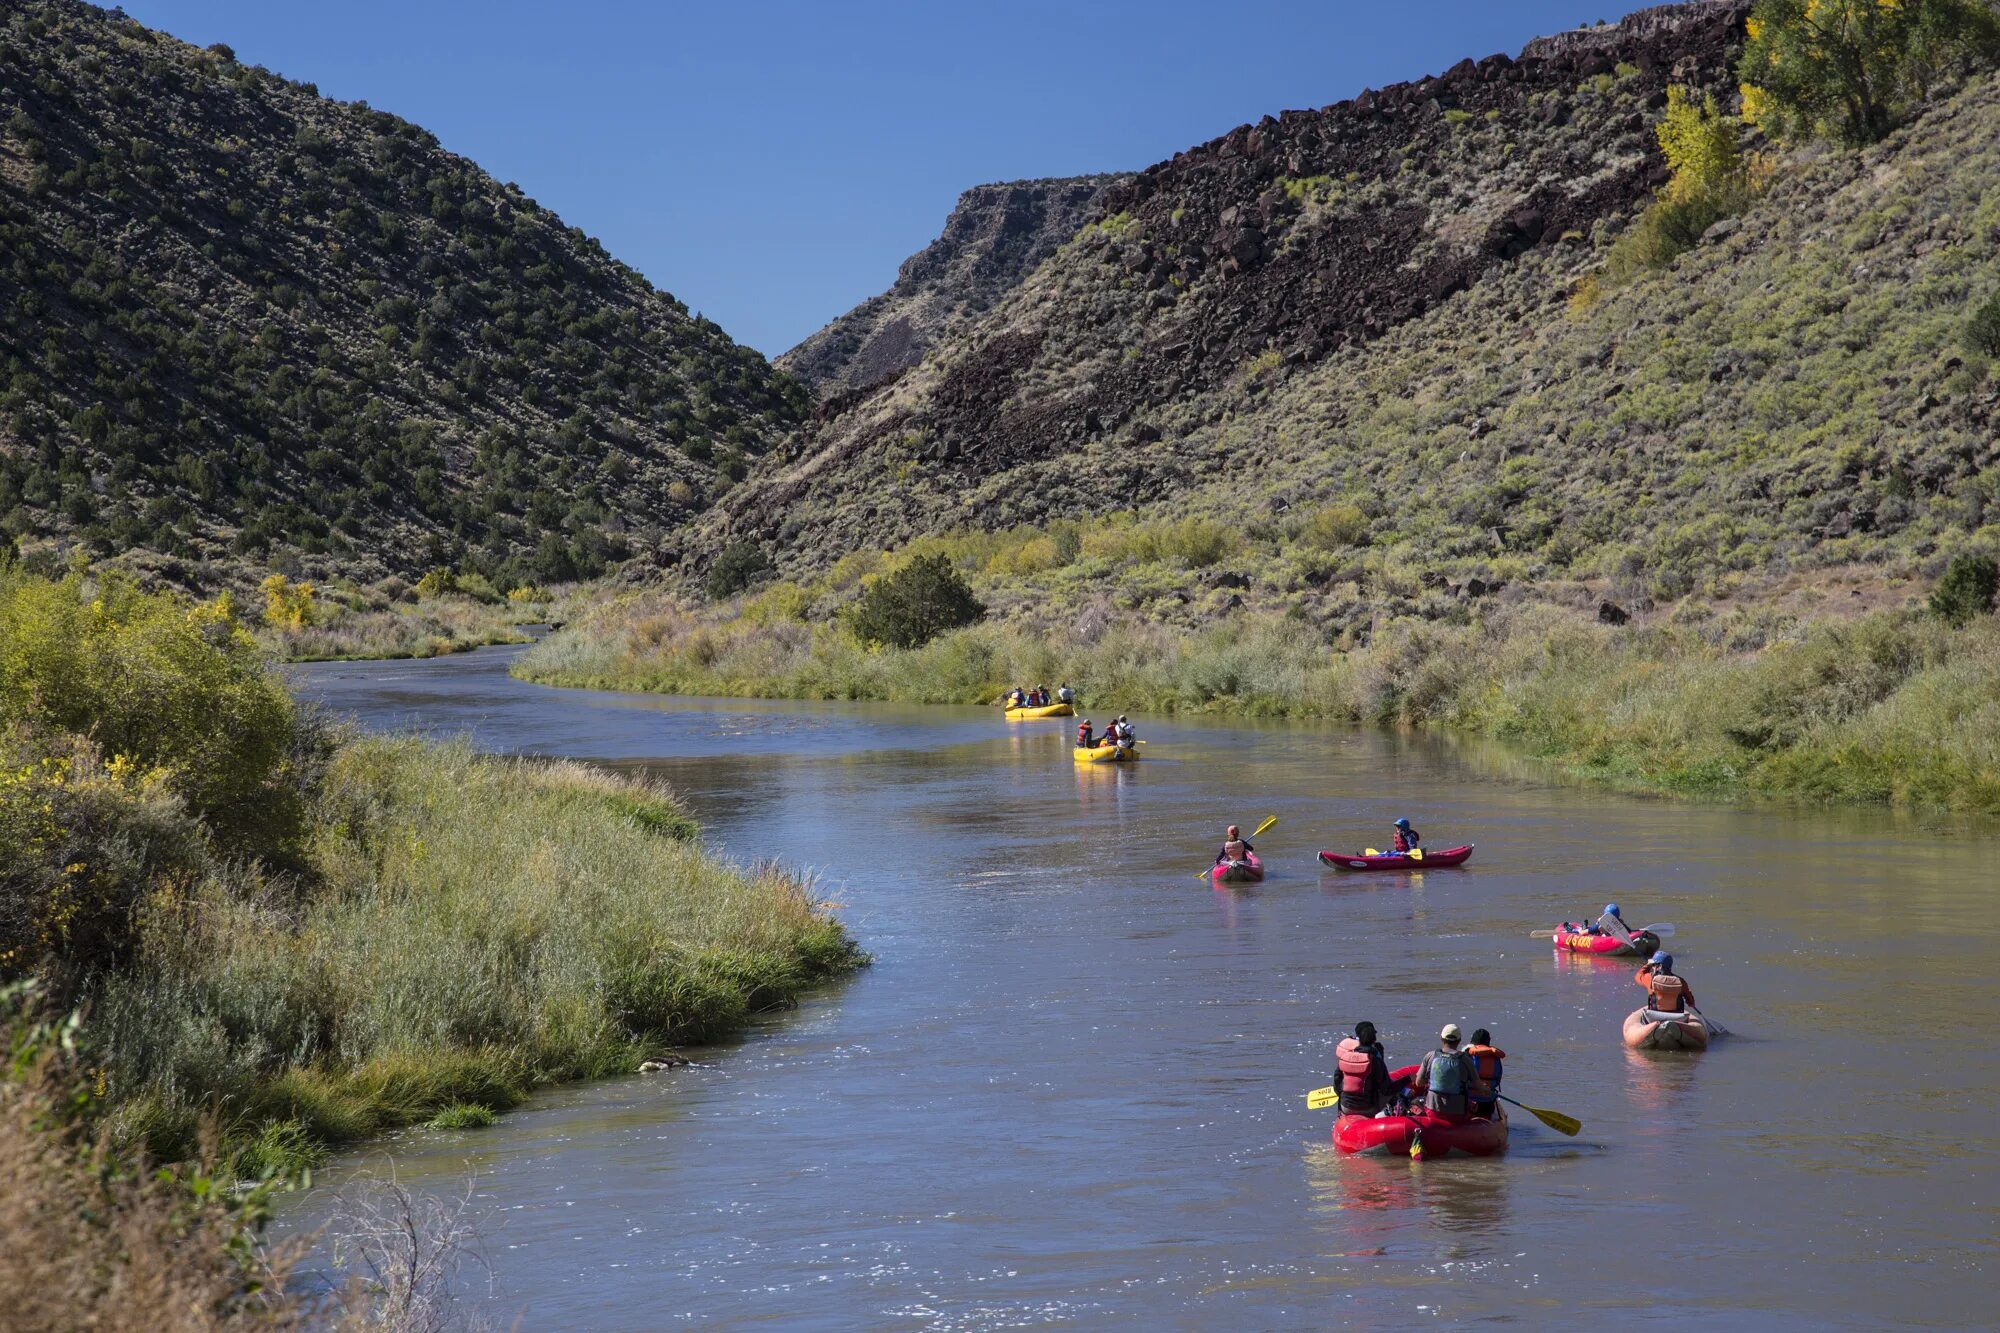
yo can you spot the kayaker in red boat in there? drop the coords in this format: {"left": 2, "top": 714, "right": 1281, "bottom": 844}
{"left": 1635, "top": 952, "right": 1694, "bottom": 1012}
{"left": 1408, "top": 1024, "right": 1488, "bottom": 1117}
{"left": 1565, "top": 902, "right": 1631, "bottom": 938}
{"left": 1464, "top": 1029, "right": 1505, "bottom": 1117}
{"left": 1334, "top": 1021, "right": 1399, "bottom": 1115}
{"left": 1077, "top": 719, "right": 1095, "bottom": 748}
{"left": 1390, "top": 817, "right": 1420, "bottom": 855}
{"left": 1216, "top": 824, "right": 1254, "bottom": 869}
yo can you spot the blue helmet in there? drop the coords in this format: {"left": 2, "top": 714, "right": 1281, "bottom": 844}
{"left": 1651, "top": 951, "right": 1672, "bottom": 969}
{"left": 1604, "top": 903, "right": 1620, "bottom": 916}
{"left": 1394, "top": 817, "right": 1412, "bottom": 828}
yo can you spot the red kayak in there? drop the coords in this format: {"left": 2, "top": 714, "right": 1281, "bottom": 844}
{"left": 1211, "top": 852, "right": 1264, "bottom": 883}
{"left": 1554, "top": 927, "right": 1660, "bottom": 957}
{"left": 1318, "top": 844, "right": 1474, "bottom": 871}
{"left": 1332, "top": 1066, "right": 1508, "bottom": 1157}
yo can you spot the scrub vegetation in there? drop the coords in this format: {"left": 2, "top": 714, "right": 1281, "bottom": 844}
{"left": 0, "top": 569, "right": 861, "bottom": 1185}
{"left": 519, "top": 542, "right": 2000, "bottom": 813}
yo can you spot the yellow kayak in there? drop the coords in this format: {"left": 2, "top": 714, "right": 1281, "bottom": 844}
{"left": 1074, "top": 745, "right": 1140, "bottom": 763}
{"left": 1005, "top": 702, "right": 1074, "bottom": 720}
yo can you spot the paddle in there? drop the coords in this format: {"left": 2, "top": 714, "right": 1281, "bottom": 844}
{"left": 1494, "top": 1093, "right": 1582, "bottom": 1137}
{"left": 1529, "top": 921, "right": 1673, "bottom": 940}
{"left": 1200, "top": 815, "right": 1277, "bottom": 880}
{"left": 1305, "top": 1085, "right": 1337, "bottom": 1110}
{"left": 1689, "top": 1002, "right": 1729, "bottom": 1037}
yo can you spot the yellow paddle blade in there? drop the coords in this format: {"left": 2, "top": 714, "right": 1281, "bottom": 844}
{"left": 1252, "top": 815, "right": 1278, "bottom": 838}
{"left": 1305, "top": 1086, "right": 1338, "bottom": 1110}
{"left": 1408, "top": 848, "right": 1424, "bottom": 861}
{"left": 1363, "top": 848, "right": 1380, "bottom": 856}
{"left": 1521, "top": 1102, "right": 1581, "bottom": 1136}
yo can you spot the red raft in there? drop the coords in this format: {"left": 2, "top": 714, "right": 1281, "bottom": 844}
{"left": 1554, "top": 927, "right": 1661, "bottom": 957}
{"left": 1211, "top": 852, "right": 1264, "bottom": 883}
{"left": 1318, "top": 844, "right": 1474, "bottom": 872}
{"left": 1332, "top": 1067, "right": 1509, "bottom": 1157}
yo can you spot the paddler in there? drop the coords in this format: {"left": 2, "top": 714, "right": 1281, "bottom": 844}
{"left": 1057, "top": 682, "right": 1076, "bottom": 706}
{"left": 1408, "top": 1024, "right": 1488, "bottom": 1118}
{"left": 1113, "top": 714, "right": 1136, "bottom": 749}
{"left": 1635, "top": 951, "right": 1694, "bottom": 1013}
{"left": 1215, "top": 823, "right": 1254, "bottom": 871}
{"left": 1390, "top": 817, "right": 1420, "bottom": 855}
{"left": 1334, "top": 1021, "right": 1399, "bottom": 1116}
{"left": 1076, "top": 719, "right": 1095, "bottom": 748}
{"left": 1005, "top": 686, "right": 1026, "bottom": 709}
{"left": 1464, "top": 1029, "right": 1505, "bottom": 1117}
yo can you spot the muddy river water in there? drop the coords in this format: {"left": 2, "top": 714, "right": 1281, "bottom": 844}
{"left": 284, "top": 645, "right": 1999, "bottom": 1328}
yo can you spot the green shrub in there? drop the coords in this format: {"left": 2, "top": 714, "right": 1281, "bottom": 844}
{"left": 705, "top": 540, "right": 773, "bottom": 600}
{"left": 1740, "top": 0, "right": 2000, "bottom": 145}
{"left": 1963, "top": 290, "right": 2000, "bottom": 357}
{"left": 849, "top": 554, "right": 986, "bottom": 649}
{"left": 1930, "top": 552, "right": 1998, "bottom": 626}
{"left": 1299, "top": 503, "right": 1370, "bottom": 551}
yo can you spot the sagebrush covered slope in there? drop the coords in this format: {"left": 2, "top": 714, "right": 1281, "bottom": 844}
{"left": 0, "top": 0, "right": 803, "bottom": 586}
{"left": 686, "top": 0, "right": 2000, "bottom": 600}
{"left": 778, "top": 175, "right": 1126, "bottom": 397}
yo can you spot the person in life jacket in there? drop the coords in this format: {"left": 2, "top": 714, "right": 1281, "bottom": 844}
{"left": 1006, "top": 686, "right": 1026, "bottom": 709}
{"left": 1334, "top": 1020, "right": 1397, "bottom": 1115}
{"left": 1077, "top": 719, "right": 1095, "bottom": 748}
{"left": 1636, "top": 951, "right": 1695, "bottom": 1013}
{"left": 1057, "top": 682, "right": 1075, "bottom": 705}
{"left": 1216, "top": 824, "right": 1253, "bottom": 868}
{"left": 1391, "top": 817, "right": 1420, "bottom": 854}
{"left": 1409, "top": 1024, "right": 1488, "bottom": 1118}
{"left": 1113, "top": 715, "right": 1136, "bottom": 749}
{"left": 1566, "top": 902, "right": 1628, "bottom": 937}
{"left": 1464, "top": 1029, "right": 1505, "bottom": 1117}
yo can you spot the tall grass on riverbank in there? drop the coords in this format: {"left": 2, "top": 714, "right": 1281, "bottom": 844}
{"left": 0, "top": 568, "right": 862, "bottom": 1177}
{"left": 518, "top": 592, "right": 2000, "bottom": 813}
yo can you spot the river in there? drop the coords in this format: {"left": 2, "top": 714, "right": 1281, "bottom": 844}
{"left": 284, "top": 644, "right": 1999, "bottom": 1329}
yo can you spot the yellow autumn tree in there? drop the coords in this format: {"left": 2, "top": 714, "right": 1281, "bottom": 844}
{"left": 260, "top": 573, "right": 318, "bottom": 630}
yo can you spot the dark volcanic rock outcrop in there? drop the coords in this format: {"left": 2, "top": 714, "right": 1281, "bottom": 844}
{"left": 688, "top": 1, "right": 1754, "bottom": 571}
{"left": 777, "top": 175, "right": 1125, "bottom": 396}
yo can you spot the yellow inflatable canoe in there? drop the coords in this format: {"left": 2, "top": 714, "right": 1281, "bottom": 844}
{"left": 1074, "top": 745, "right": 1139, "bottom": 763}
{"left": 1004, "top": 702, "right": 1074, "bottom": 720}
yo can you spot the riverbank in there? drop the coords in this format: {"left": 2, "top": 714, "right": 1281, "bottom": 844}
{"left": 0, "top": 570, "right": 863, "bottom": 1181}
{"left": 516, "top": 586, "right": 2000, "bottom": 814}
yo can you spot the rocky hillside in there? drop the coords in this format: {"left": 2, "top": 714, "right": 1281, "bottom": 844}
{"left": 0, "top": 0, "right": 802, "bottom": 587}
{"left": 684, "top": 2, "right": 1902, "bottom": 586}
{"left": 777, "top": 175, "right": 1125, "bottom": 397}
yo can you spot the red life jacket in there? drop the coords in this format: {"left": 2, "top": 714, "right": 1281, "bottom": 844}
{"left": 1393, "top": 829, "right": 1416, "bottom": 852}
{"left": 1077, "top": 724, "right": 1092, "bottom": 746}
{"left": 1336, "top": 1038, "right": 1375, "bottom": 1093}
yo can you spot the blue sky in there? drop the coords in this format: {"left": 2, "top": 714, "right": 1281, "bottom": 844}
{"left": 118, "top": 2, "right": 1646, "bottom": 355}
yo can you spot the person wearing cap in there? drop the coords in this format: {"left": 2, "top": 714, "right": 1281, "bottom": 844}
{"left": 1333, "top": 1020, "right": 1399, "bottom": 1116}
{"left": 1057, "top": 682, "right": 1075, "bottom": 706}
{"left": 1215, "top": 823, "right": 1253, "bottom": 869}
{"left": 1408, "top": 1023, "right": 1488, "bottom": 1117}
{"left": 1635, "top": 952, "right": 1695, "bottom": 1013}
{"left": 1112, "top": 714, "right": 1137, "bottom": 750}
{"left": 1076, "top": 718, "right": 1096, "bottom": 749}
{"left": 1390, "top": 817, "right": 1420, "bottom": 855}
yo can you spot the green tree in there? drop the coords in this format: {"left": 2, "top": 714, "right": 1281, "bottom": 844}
{"left": 848, "top": 554, "right": 986, "bottom": 649}
{"left": 1930, "top": 551, "right": 1998, "bottom": 626}
{"left": 1739, "top": 0, "right": 2000, "bottom": 146}
{"left": 705, "top": 540, "right": 772, "bottom": 600}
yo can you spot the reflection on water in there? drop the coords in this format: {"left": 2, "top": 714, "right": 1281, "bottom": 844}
{"left": 279, "top": 646, "right": 2000, "bottom": 1329}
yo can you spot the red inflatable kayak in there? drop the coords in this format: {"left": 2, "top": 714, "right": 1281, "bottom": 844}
{"left": 1318, "top": 844, "right": 1474, "bottom": 871}
{"left": 1211, "top": 852, "right": 1263, "bottom": 883}
{"left": 1554, "top": 927, "right": 1660, "bottom": 957}
{"left": 1332, "top": 1068, "right": 1508, "bottom": 1157}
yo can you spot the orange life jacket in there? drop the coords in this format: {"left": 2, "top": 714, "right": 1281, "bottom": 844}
{"left": 1647, "top": 971, "right": 1688, "bottom": 1013}
{"left": 1336, "top": 1038, "right": 1375, "bottom": 1093}
{"left": 1464, "top": 1043, "right": 1504, "bottom": 1083}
